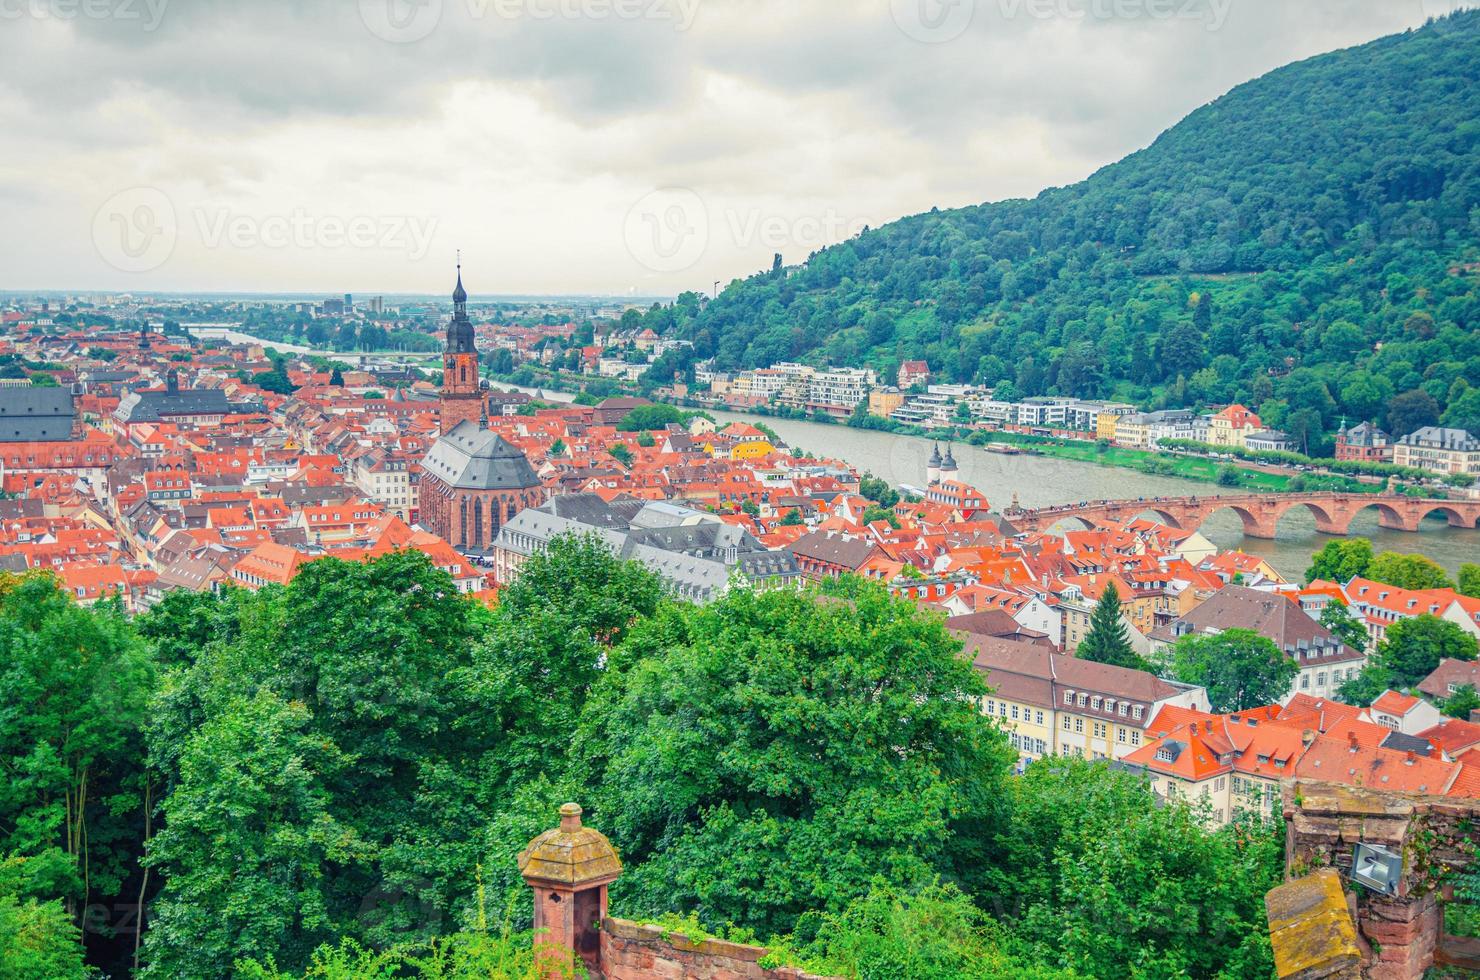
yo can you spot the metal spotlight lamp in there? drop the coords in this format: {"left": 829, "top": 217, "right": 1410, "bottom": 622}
{"left": 1349, "top": 843, "right": 1402, "bottom": 896}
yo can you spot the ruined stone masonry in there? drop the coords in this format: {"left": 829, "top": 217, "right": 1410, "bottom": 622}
{"left": 1267, "top": 780, "right": 1480, "bottom": 980}
{"left": 518, "top": 803, "right": 838, "bottom": 980}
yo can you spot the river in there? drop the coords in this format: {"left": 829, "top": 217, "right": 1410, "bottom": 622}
{"left": 699, "top": 411, "right": 1480, "bottom": 581}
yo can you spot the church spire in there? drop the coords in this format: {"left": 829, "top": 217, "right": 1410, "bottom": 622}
{"left": 445, "top": 255, "right": 475, "bottom": 355}
{"left": 453, "top": 250, "right": 468, "bottom": 309}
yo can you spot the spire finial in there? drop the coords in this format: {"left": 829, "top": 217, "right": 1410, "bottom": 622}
{"left": 452, "top": 254, "right": 468, "bottom": 306}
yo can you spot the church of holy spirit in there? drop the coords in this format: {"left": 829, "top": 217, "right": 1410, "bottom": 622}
{"left": 417, "top": 267, "right": 545, "bottom": 554}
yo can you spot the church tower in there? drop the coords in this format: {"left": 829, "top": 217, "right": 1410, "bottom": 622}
{"left": 440, "top": 261, "right": 484, "bottom": 434}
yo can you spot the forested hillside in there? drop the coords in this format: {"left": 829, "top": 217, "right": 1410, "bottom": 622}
{"left": 639, "top": 12, "right": 1480, "bottom": 450}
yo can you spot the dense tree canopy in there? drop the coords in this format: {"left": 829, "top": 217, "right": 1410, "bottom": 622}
{"left": 582, "top": 579, "right": 1015, "bottom": 935}
{"left": 2, "top": 543, "right": 1292, "bottom": 980}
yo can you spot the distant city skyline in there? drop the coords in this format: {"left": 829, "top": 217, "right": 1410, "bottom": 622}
{"left": 1, "top": 0, "right": 1451, "bottom": 295}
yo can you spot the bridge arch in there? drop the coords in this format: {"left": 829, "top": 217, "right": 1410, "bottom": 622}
{"left": 1415, "top": 502, "right": 1479, "bottom": 530}
{"left": 1346, "top": 499, "right": 1415, "bottom": 534}
{"left": 1043, "top": 515, "right": 1097, "bottom": 534}
{"left": 1199, "top": 503, "right": 1271, "bottom": 539}
{"left": 1270, "top": 499, "right": 1346, "bottom": 537}
{"left": 1130, "top": 508, "right": 1185, "bottom": 528}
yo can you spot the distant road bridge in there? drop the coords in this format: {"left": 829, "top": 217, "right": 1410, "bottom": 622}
{"left": 1002, "top": 493, "right": 1480, "bottom": 540}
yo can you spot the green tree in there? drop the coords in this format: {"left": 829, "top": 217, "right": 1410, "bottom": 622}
{"left": 1076, "top": 582, "right": 1143, "bottom": 670}
{"left": 0, "top": 574, "right": 156, "bottom": 930}
{"left": 584, "top": 581, "right": 1015, "bottom": 935}
{"left": 607, "top": 442, "right": 632, "bottom": 467}
{"left": 770, "top": 881, "right": 1068, "bottom": 980}
{"left": 617, "top": 405, "right": 687, "bottom": 431}
{"left": 1304, "top": 538, "right": 1373, "bottom": 584}
{"left": 252, "top": 369, "right": 298, "bottom": 395}
{"left": 1440, "top": 387, "right": 1480, "bottom": 436}
{"left": 1216, "top": 464, "right": 1241, "bottom": 487}
{"left": 236, "top": 928, "right": 571, "bottom": 980}
{"left": 858, "top": 473, "right": 900, "bottom": 509}
{"left": 1170, "top": 629, "right": 1298, "bottom": 712}
{"left": 1319, "top": 601, "right": 1369, "bottom": 652}
{"left": 1373, "top": 614, "right": 1478, "bottom": 689}
{"left": 1387, "top": 389, "right": 1441, "bottom": 437}
{"left": 1443, "top": 684, "right": 1480, "bottom": 720}
{"left": 0, "top": 886, "right": 87, "bottom": 980}
{"left": 1460, "top": 564, "right": 1480, "bottom": 599}
{"left": 779, "top": 508, "right": 804, "bottom": 526}
{"left": 1366, "top": 551, "right": 1454, "bottom": 591}
{"left": 1336, "top": 664, "right": 1393, "bottom": 707}
{"left": 143, "top": 551, "right": 493, "bottom": 975}
{"left": 988, "top": 759, "right": 1280, "bottom": 979}
{"left": 141, "top": 692, "right": 368, "bottom": 980}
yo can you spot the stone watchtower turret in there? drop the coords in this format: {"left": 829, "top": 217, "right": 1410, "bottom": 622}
{"left": 517, "top": 803, "right": 622, "bottom": 977}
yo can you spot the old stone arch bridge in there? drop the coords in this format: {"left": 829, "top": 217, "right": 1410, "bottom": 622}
{"left": 1002, "top": 492, "right": 1480, "bottom": 540}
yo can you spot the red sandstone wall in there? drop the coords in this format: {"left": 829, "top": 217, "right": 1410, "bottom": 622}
{"left": 599, "top": 919, "right": 834, "bottom": 980}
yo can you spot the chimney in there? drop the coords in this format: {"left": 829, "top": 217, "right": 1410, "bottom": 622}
{"left": 1404, "top": 751, "right": 1415, "bottom": 766}
{"left": 1348, "top": 732, "right": 1359, "bottom": 752}
{"left": 1302, "top": 729, "right": 1315, "bottom": 747}
{"left": 518, "top": 804, "right": 622, "bottom": 978}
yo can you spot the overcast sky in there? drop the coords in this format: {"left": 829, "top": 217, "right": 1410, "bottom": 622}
{"left": 0, "top": 0, "right": 1455, "bottom": 298}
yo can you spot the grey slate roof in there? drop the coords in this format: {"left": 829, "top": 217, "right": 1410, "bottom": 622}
{"left": 421, "top": 420, "right": 540, "bottom": 491}
{"left": 495, "top": 493, "right": 801, "bottom": 602}
{"left": 1398, "top": 426, "right": 1480, "bottom": 451}
{"left": 113, "top": 387, "right": 232, "bottom": 423}
{"left": 0, "top": 386, "right": 75, "bottom": 442}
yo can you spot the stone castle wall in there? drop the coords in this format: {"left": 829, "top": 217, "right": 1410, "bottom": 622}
{"left": 599, "top": 918, "right": 834, "bottom": 980}
{"left": 1272, "top": 780, "right": 1480, "bottom": 980}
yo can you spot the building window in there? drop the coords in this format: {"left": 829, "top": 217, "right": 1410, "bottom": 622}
{"left": 1074, "top": 718, "right": 1084, "bottom": 734}
{"left": 1062, "top": 716, "right": 1071, "bottom": 731}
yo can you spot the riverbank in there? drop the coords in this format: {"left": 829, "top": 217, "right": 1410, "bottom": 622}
{"left": 969, "top": 432, "right": 1380, "bottom": 496}
{"left": 489, "top": 369, "right": 1380, "bottom": 496}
